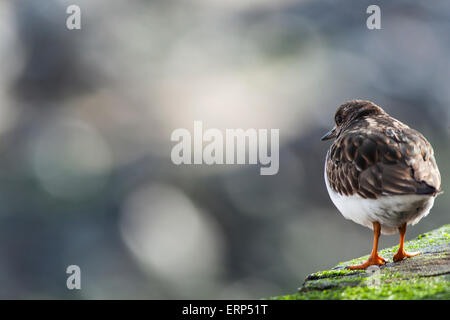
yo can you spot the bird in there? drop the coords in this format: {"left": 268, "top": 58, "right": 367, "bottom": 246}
{"left": 321, "top": 100, "right": 441, "bottom": 269}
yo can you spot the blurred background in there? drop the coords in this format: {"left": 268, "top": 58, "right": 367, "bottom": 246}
{"left": 0, "top": 0, "right": 448, "bottom": 299}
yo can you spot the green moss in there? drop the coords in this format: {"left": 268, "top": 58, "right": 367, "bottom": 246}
{"left": 309, "top": 269, "right": 364, "bottom": 279}
{"left": 302, "top": 276, "right": 364, "bottom": 291}
{"left": 270, "top": 224, "right": 450, "bottom": 300}
{"left": 273, "top": 275, "right": 449, "bottom": 300}
{"left": 346, "top": 276, "right": 449, "bottom": 300}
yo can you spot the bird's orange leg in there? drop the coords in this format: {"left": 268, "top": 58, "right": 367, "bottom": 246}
{"left": 347, "top": 222, "right": 387, "bottom": 270}
{"left": 393, "top": 223, "right": 420, "bottom": 262}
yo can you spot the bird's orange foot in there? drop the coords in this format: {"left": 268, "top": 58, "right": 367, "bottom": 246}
{"left": 393, "top": 250, "right": 420, "bottom": 262}
{"left": 346, "top": 254, "right": 387, "bottom": 270}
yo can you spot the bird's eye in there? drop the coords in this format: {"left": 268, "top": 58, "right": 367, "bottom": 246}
{"left": 335, "top": 115, "right": 343, "bottom": 125}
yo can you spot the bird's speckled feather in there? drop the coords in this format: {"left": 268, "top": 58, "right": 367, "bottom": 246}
{"left": 323, "top": 100, "right": 441, "bottom": 234}
{"left": 325, "top": 100, "right": 441, "bottom": 199}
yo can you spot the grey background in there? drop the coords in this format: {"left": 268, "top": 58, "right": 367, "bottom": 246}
{"left": 0, "top": 0, "right": 448, "bottom": 298}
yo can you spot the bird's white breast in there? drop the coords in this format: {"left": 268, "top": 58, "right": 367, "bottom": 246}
{"left": 324, "top": 156, "right": 435, "bottom": 234}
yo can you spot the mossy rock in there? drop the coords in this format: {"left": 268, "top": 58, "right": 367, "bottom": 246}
{"left": 271, "top": 224, "right": 450, "bottom": 300}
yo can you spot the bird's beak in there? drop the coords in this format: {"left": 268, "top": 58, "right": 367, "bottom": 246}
{"left": 321, "top": 127, "right": 337, "bottom": 141}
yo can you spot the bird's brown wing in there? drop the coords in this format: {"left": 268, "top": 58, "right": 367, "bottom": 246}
{"left": 326, "top": 125, "right": 441, "bottom": 199}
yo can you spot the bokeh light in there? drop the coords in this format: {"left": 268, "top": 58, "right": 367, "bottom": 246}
{"left": 0, "top": 0, "right": 448, "bottom": 299}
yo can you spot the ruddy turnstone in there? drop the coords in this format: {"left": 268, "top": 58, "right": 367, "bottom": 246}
{"left": 322, "top": 100, "right": 441, "bottom": 269}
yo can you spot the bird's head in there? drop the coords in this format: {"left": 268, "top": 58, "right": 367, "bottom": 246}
{"left": 321, "top": 100, "right": 387, "bottom": 141}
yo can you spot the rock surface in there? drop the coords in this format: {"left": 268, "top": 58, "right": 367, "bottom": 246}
{"left": 272, "top": 224, "right": 450, "bottom": 300}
